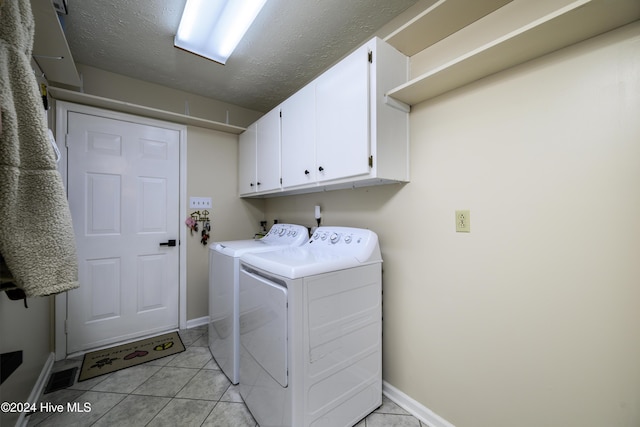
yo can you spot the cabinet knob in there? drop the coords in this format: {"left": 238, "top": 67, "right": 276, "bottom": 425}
{"left": 250, "top": 183, "right": 254, "bottom": 187}
{"left": 304, "top": 170, "right": 310, "bottom": 175}
{"left": 257, "top": 182, "right": 261, "bottom": 186}
{"left": 318, "top": 166, "right": 324, "bottom": 172}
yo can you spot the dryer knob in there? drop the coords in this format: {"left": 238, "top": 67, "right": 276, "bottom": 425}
{"left": 344, "top": 234, "right": 353, "bottom": 244}
{"left": 330, "top": 233, "right": 340, "bottom": 244}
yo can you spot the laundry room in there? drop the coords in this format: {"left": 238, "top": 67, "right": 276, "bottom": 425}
{"left": 1, "top": 0, "right": 639, "bottom": 426}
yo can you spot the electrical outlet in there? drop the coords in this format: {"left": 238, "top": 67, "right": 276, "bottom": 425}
{"left": 190, "top": 197, "right": 212, "bottom": 209}
{"left": 455, "top": 210, "right": 470, "bottom": 233}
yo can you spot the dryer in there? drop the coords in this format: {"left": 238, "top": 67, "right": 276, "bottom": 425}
{"left": 208, "top": 223, "right": 308, "bottom": 384}
{"left": 239, "top": 226, "right": 382, "bottom": 427}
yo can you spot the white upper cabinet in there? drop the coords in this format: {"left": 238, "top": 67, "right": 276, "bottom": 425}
{"left": 255, "top": 108, "right": 282, "bottom": 193}
{"left": 281, "top": 84, "right": 316, "bottom": 188}
{"left": 241, "top": 37, "right": 409, "bottom": 197}
{"left": 238, "top": 108, "right": 281, "bottom": 196}
{"left": 238, "top": 122, "right": 257, "bottom": 195}
{"left": 32, "top": 0, "right": 82, "bottom": 87}
{"left": 315, "top": 43, "right": 371, "bottom": 183}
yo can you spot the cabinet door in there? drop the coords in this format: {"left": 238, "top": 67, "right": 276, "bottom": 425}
{"left": 281, "top": 83, "right": 316, "bottom": 188}
{"left": 255, "top": 108, "right": 281, "bottom": 193}
{"left": 238, "top": 122, "right": 257, "bottom": 195}
{"left": 315, "top": 43, "right": 370, "bottom": 182}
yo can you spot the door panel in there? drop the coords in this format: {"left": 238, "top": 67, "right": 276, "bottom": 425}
{"left": 239, "top": 268, "right": 288, "bottom": 387}
{"left": 281, "top": 83, "right": 316, "bottom": 188}
{"left": 315, "top": 43, "right": 370, "bottom": 182}
{"left": 255, "top": 108, "right": 281, "bottom": 193}
{"left": 66, "top": 111, "right": 180, "bottom": 353}
{"left": 86, "top": 257, "right": 121, "bottom": 321}
{"left": 238, "top": 122, "right": 257, "bottom": 195}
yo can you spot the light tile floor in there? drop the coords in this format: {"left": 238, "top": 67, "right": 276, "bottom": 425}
{"left": 27, "top": 326, "right": 426, "bottom": 426}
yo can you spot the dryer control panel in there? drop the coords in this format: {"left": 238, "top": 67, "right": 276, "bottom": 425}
{"left": 261, "top": 224, "right": 309, "bottom": 245}
{"left": 307, "top": 226, "right": 380, "bottom": 263}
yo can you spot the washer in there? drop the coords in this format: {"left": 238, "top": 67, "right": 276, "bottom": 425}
{"left": 208, "top": 223, "right": 309, "bottom": 384}
{"left": 239, "top": 226, "right": 382, "bottom": 427}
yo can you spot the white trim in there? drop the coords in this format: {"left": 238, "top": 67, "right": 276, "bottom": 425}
{"left": 179, "top": 128, "right": 188, "bottom": 330}
{"left": 383, "top": 381, "right": 456, "bottom": 427}
{"left": 16, "top": 353, "right": 55, "bottom": 427}
{"left": 48, "top": 87, "right": 246, "bottom": 134}
{"left": 186, "top": 316, "right": 209, "bottom": 329}
{"left": 54, "top": 101, "right": 187, "bottom": 360}
{"left": 384, "top": 94, "right": 411, "bottom": 113}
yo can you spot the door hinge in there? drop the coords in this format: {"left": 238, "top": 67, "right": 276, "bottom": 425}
{"left": 280, "top": 177, "right": 283, "bottom": 184}
{"left": 368, "top": 155, "right": 373, "bottom": 168}
{"left": 368, "top": 50, "right": 373, "bottom": 63}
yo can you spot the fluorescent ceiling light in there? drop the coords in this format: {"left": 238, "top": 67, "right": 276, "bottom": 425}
{"left": 174, "top": 0, "right": 267, "bottom": 65}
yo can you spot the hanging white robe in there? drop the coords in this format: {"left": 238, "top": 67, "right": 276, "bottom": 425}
{"left": 0, "top": 0, "right": 78, "bottom": 297}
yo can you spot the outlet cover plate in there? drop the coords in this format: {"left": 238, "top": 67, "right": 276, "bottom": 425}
{"left": 455, "top": 210, "right": 470, "bottom": 232}
{"left": 190, "top": 197, "right": 212, "bottom": 209}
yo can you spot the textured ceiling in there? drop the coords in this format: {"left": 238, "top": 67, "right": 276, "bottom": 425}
{"left": 63, "top": 0, "right": 419, "bottom": 113}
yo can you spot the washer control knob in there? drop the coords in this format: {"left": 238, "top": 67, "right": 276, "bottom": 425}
{"left": 312, "top": 232, "right": 320, "bottom": 240}
{"left": 330, "top": 233, "right": 340, "bottom": 244}
{"left": 344, "top": 234, "right": 352, "bottom": 244}
{"left": 320, "top": 232, "right": 328, "bottom": 241}
{"left": 278, "top": 228, "right": 286, "bottom": 236}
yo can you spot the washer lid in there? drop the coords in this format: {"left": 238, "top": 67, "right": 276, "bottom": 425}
{"left": 240, "top": 227, "right": 382, "bottom": 279}
{"left": 210, "top": 223, "right": 309, "bottom": 257}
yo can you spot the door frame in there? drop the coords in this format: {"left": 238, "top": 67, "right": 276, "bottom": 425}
{"left": 54, "top": 101, "right": 188, "bottom": 360}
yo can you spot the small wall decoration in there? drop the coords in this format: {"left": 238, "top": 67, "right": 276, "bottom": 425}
{"left": 186, "top": 210, "right": 211, "bottom": 245}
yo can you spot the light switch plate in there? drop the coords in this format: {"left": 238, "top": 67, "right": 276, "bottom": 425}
{"left": 455, "top": 210, "right": 470, "bottom": 232}
{"left": 190, "top": 197, "right": 212, "bottom": 209}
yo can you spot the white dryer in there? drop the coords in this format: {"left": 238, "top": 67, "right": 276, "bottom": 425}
{"left": 208, "top": 223, "right": 309, "bottom": 384}
{"left": 239, "top": 226, "right": 383, "bottom": 427}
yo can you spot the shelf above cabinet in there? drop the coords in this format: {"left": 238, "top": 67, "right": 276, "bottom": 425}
{"left": 49, "top": 87, "right": 246, "bottom": 134}
{"left": 31, "top": 0, "right": 81, "bottom": 87}
{"left": 387, "top": 0, "right": 640, "bottom": 106}
{"left": 384, "top": 0, "right": 513, "bottom": 56}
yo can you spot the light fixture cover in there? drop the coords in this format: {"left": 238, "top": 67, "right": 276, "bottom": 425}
{"left": 174, "top": 0, "right": 267, "bottom": 64}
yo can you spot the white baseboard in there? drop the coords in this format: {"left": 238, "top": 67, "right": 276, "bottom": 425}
{"left": 383, "top": 381, "right": 455, "bottom": 427}
{"left": 16, "top": 352, "right": 55, "bottom": 427}
{"left": 186, "top": 316, "right": 209, "bottom": 329}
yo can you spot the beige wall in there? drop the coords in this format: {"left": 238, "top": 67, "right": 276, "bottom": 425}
{"left": 0, "top": 297, "right": 51, "bottom": 426}
{"left": 264, "top": 22, "right": 640, "bottom": 427}
{"left": 185, "top": 126, "right": 264, "bottom": 320}
{"left": 75, "top": 64, "right": 263, "bottom": 127}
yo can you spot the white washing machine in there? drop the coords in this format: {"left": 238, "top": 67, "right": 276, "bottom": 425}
{"left": 208, "top": 223, "right": 309, "bottom": 384}
{"left": 239, "top": 226, "right": 383, "bottom": 427}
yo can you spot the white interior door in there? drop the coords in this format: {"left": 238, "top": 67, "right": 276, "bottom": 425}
{"left": 66, "top": 111, "right": 180, "bottom": 354}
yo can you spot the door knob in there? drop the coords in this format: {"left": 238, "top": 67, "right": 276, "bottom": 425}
{"left": 159, "top": 239, "right": 177, "bottom": 247}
